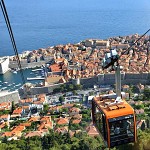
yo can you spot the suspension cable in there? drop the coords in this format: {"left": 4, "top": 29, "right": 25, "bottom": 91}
{"left": 119, "top": 28, "right": 150, "bottom": 58}
{"left": 0, "top": 0, "right": 26, "bottom": 84}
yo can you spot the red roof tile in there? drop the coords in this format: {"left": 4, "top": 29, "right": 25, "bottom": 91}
{"left": 72, "top": 119, "right": 81, "bottom": 124}
{"left": 25, "top": 131, "right": 44, "bottom": 138}
{"left": 12, "top": 125, "right": 25, "bottom": 132}
{"left": 12, "top": 108, "right": 23, "bottom": 115}
{"left": 86, "top": 125, "right": 99, "bottom": 137}
{"left": 56, "top": 118, "right": 69, "bottom": 125}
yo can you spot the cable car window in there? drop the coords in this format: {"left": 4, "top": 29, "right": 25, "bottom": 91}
{"left": 109, "top": 115, "right": 135, "bottom": 147}
{"left": 94, "top": 107, "right": 107, "bottom": 141}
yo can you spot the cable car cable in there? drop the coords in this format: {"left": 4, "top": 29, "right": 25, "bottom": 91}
{"left": 0, "top": 0, "right": 26, "bottom": 84}
{"left": 105, "top": 29, "right": 150, "bottom": 69}
{"left": 0, "top": 0, "right": 23, "bottom": 74}
{"left": 0, "top": 0, "right": 23, "bottom": 73}
{"left": 120, "top": 28, "right": 150, "bottom": 58}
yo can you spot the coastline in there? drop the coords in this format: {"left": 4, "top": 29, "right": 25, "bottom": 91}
{"left": 0, "top": 33, "right": 150, "bottom": 94}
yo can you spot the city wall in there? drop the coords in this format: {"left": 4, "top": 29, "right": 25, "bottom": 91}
{"left": 77, "top": 72, "right": 150, "bottom": 87}
{"left": 30, "top": 83, "right": 65, "bottom": 95}
{"left": 9, "top": 56, "right": 53, "bottom": 69}
{"left": 0, "top": 91, "right": 20, "bottom": 104}
{"left": 9, "top": 61, "right": 46, "bottom": 69}
{"left": 25, "top": 72, "right": 150, "bottom": 95}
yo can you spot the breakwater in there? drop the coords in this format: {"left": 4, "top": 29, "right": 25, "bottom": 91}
{"left": 9, "top": 61, "right": 46, "bottom": 69}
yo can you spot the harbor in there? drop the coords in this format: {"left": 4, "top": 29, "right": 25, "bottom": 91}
{"left": 0, "top": 68, "right": 43, "bottom": 92}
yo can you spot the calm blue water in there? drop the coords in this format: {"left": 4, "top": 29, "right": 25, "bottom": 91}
{"left": 0, "top": 68, "right": 43, "bottom": 91}
{"left": 0, "top": 0, "right": 150, "bottom": 56}
{"left": 0, "top": 0, "right": 150, "bottom": 89}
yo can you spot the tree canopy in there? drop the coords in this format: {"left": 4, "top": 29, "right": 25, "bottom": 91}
{"left": 0, "top": 129, "right": 150, "bottom": 150}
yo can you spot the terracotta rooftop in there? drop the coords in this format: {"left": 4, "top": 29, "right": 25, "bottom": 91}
{"left": 12, "top": 125, "right": 25, "bottom": 132}
{"left": 0, "top": 102, "right": 11, "bottom": 110}
{"left": 86, "top": 125, "right": 99, "bottom": 137}
{"left": 41, "top": 116, "right": 51, "bottom": 123}
{"left": 135, "top": 109, "right": 144, "bottom": 114}
{"left": 0, "top": 122, "right": 6, "bottom": 129}
{"left": 28, "top": 116, "right": 40, "bottom": 122}
{"left": 12, "top": 108, "right": 23, "bottom": 114}
{"left": 50, "top": 63, "right": 62, "bottom": 72}
{"left": 2, "top": 131, "right": 22, "bottom": 137}
{"left": 46, "top": 75, "right": 63, "bottom": 84}
{"left": 25, "top": 131, "right": 44, "bottom": 138}
{"left": 38, "top": 122, "right": 53, "bottom": 131}
{"left": 55, "top": 126, "right": 68, "bottom": 134}
{"left": 69, "top": 107, "right": 80, "bottom": 113}
{"left": 20, "top": 98, "right": 32, "bottom": 103}
{"left": 56, "top": 118, "right": 69, "bottom": 125}
{"left": 72, "top": 119, "right": 81, "bottom": 124}
{"left": 0, "top": 114, "right": 10, "bottom": 119}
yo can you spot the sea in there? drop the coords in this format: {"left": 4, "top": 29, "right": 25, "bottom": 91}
{"left": 0, "top": 0, "right": 150, "bottom": 90}
{"left": 0, "top": 68, "right": 45, "bottom": 92}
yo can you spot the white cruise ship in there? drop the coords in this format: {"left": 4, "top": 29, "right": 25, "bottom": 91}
{"left": 0, "top": 56, "right": 10, "bottom": 74}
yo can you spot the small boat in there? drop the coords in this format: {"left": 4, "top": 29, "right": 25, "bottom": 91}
{"left": 13, "top": 71, "right": 17, "bottom": 74}
{"left": 1, "top": 87, "right": 7, "bottom": 90}
{"left": 4, "top": 82, "right": 8, "bottom": 84}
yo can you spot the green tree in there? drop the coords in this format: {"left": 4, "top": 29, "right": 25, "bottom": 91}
{"left": 43, "top": 104, "right": 49, "bottom": 115}
{"left": 136, "top": 104, "right": 144, "bottom": 109}
{"left": 78, "top": 139, "right": 89, "bottom": 150}
{"left": 59, "top": 96, "right": 65, "bottom": 104}
{"left": 15, "top": 139, "right": 26, "bottom": 150}
{"left": 68, "top": 84, "right": 74, "bottom": 91}
{"left": 141, "top": 121, "right": 146, "bottom": 131}
{"left": 72, "top": 90, "right": 77, "bottom": 95}
{"left": 143, "top": 87, "right": 150, "bottom": 100}
{"left": 53, "top": 88, "right": 61, "bottom": 93}
{"left": 0, "top": 143, "right": 7, "bottom": 150}
{"left": 61, "top": 144, "right": 70, "bottom": 150}
{"left": 2, "top": 136, "right": 7, "bottom": 143}
{"left": 70, "top": 143, "right": 79, "bottom": 150}
{"left": 80, "top": 121, "right": 88, "bottom": 128}
{"left": 0, "top": 110, "right": 10, "bottom": 115}
{"left": 74, "top": 84, "right": 83, "bottom": 90}
{"left": 146, "top": 118, "right": 150, "bottom": 128}
{"left": 133, "top": 129, "right": 150, "bottom": 150}
{"left": 42, "top": 136, "right": 49, "bottom": 150}
{"left": 11, "top": 101, "right": 15, "bottom": 114}
{"left": 70, "top": 123, "right": 82, "bottom": 130}
{"left": 89, "top": 91, "right": 94, "bottom": 96}
{"left": 61, "top": 108, "right": 69, "bottom": 113}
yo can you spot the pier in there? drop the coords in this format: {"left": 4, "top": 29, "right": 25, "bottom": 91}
{"left": 27, "top": 77, "right": 45, "bottom": 81}
{"left": 32, "top": 68, "right": 43, "bottom": 72}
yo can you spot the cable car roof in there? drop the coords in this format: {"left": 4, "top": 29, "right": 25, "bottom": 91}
{"left": 93, "top": 96, "right": 134, "bottom": 119}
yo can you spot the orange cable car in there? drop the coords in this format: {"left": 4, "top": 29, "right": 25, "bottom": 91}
{"left": 92, "top": 96, "right": 137, "bottom": 148}
{"left": 92, "top": 48, "right": 137, "bottom": 148}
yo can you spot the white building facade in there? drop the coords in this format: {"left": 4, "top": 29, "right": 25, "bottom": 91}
{"left": 0, "top": 56, "right": 10, "bottom": 74}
